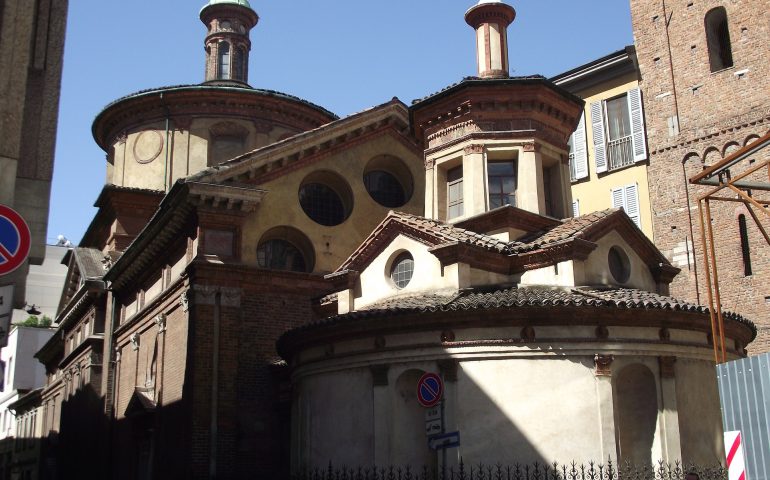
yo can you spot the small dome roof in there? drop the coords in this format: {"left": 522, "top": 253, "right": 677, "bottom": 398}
{"left": 200, "top": 0, "right": 254, "bottom": 15}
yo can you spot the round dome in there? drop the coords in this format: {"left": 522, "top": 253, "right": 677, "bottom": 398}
{"left": 200, "top": 0, "right": 254, "bottom": 16}
{"left": 205, "top": 0, "right": 251, "bottom": 8}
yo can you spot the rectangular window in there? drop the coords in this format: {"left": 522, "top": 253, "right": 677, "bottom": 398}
{"left": 447, "top": 166, "right": 464, "bottom": 219}
{"left": 487, "top": 161, "right": 516, "bottom": 209}
{"left": 590, "top": 88, "right": 647, "bottom": 174}
{"left": 605, "top": 95, "right": 634, "bottom": 170}
{"left": 611, "top": 184, "right": 641, "bottom": 229}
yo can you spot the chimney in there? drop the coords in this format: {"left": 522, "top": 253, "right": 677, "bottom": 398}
{"left": 465, "top": 0, "right": 516, "bottom": 79}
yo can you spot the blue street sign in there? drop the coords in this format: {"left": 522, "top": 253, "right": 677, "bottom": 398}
{"left": 428, "top": 431, "right": 460, "bottom": 450}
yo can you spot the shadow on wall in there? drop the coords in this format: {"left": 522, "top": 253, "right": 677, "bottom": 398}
{"left": 295, "top": 347, "right": 689, "bottom": 471}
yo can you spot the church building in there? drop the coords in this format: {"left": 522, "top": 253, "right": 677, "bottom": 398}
{"left": 33, "top": 1, "right": 755, "bottom": 479}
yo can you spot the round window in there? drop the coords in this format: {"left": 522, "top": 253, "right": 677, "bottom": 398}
{"left": 608, "top": 246, "right": 631, "bottom": 283}
{"left": 363, "top": 155, "right": 413, "bottom": 208}
{"left": 256, "top": 226, "right": 315, "bottom": 273}
{"left": 364, "top": 170, "right": 406, "bottom": 208}
{"left": 390, "top": 252, "right": 414, "bottom": 289}
{"left": 257, "top": 239, "right": 306, "bottom": 272}
{"left": 298, "top": 171, "right": 353, "bottom": 227}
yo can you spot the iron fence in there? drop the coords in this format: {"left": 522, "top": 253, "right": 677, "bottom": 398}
{"left": 291, "top": 460, "right": 727, "bottom": 480}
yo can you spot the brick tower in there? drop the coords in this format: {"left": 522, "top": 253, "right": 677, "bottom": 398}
{"left": 629, "top": 0, "right": 770, "bottom": 353}
{"left": 200, "top": 0, "right": 259, "bottom": 84}
{"left": 465, "top": 0, "right": 516, "bottom": 79}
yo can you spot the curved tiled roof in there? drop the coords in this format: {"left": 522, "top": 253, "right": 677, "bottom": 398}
{"left": 286, "top": 285, "right": 755, "bottom": 336}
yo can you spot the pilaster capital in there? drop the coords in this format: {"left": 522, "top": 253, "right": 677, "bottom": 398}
{"left": 438, "top": 359, "right": 458, "bottom": 383}
{"left": 370, "top": 365, "right": 390, "bottom": 387}
{"left": 659, "top": 356, "right": 677, "bottom": 379}
{"left": 463, "top": 144, "right": 485, "bottom": 155}
{"left": 191, "top": 285, "right": 242, "bottom": 307}
{"left": 523, "top": 142, "right": 540, "bottom": 153}
{"left": 594, "top": 354, "right": 614, "bottom": 377}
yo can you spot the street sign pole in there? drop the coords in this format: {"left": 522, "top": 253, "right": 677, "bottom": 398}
{"left": 0, "top": 284, "right": 13, "bottom": 347}
{"left": 440, "top": 394, "right": 447, "bottom": 473}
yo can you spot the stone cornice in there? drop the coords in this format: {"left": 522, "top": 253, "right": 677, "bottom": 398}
{"left": 92, "top": 85, "right": 337, "bottom": 151}
{"left": 190, "top": 100, "right": 417, "bottom": 186}
{"left": 277, "top": 305, "right": 752, "bottom": 362}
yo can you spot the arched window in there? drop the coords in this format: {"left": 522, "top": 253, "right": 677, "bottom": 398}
{"left": 217, "top": 41, "right": 231, "bottom": 80}
{"left": 233, "top": 47, "right": 246, "bottom": 81}
{"left": 705, "top": 8, "right": 733, "bottom": 72}
{"left": 739, "top": 214, "right": 752, "bottom": 276}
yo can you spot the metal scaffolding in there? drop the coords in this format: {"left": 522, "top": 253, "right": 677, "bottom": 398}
{"left": 689, "top": 132, "right": 770, "bottom": 364}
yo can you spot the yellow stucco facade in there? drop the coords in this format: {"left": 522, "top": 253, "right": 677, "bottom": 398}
{"left": 553, "top": 48, "right": 654, "bottom": 241}
{"left": 571, "top": 75, "right": 653, "bottom": 239}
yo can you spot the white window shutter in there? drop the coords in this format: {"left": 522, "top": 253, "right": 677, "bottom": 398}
{"left": 572, "top": 113, "right": 588, "bottom": 180}
{"left": 572, "top": 199, "right": 580, "bottom": 218}
{"left": 624, "top": 183, "right": 641, "bottom": 228}
{"left": 591, "top": 101, "right": 607, "bottom": 173}
{"left": 611, "top": 187, "right": 624, "bottom": 209}
{"left": 627, "top": 88, "right": 648, "bottom": 162}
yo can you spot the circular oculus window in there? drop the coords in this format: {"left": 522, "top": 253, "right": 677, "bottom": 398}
{"left": 390, "top": 252, "right": 414, "bottom": 289}
{"left": 298, "top": 171, "right": 353, "bottom": 227}
{"left": 608, "top": 246, "right": 631, "bottom": 284}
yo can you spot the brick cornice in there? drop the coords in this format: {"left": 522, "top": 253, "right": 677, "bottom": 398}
{"left": 649, "top": 108, "right": 770, "bottom": 155}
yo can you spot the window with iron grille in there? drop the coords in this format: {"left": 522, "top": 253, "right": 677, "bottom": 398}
{"left": 257, "top": 239, "right": 307, "bottom": 272}
{"left": 299, "top": 183, "right": 346, "bottom": 226}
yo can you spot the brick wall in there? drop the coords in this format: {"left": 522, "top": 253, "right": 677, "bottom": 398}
{"left": 631, "top": 0, "right": 770, "bottom": 354}
{"left": 186, "top": 264, "right": 329, "bottom": 479}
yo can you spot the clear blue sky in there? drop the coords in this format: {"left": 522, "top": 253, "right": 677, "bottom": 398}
{"left": 48, "top": 1, "right": 633, "bottom": 245}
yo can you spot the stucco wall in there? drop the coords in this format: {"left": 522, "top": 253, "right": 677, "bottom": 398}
{"left": 108, "top": 118, "right": 300, "bottom": 191}
{"left": 291, "top": 324, "right": 730, "bottom": 469}
{"left": 568, "top": 74, "right": 654, "bottom": 240}
{"left": 577, "top": 230, "right": 658, "bottom": 291}
{"left": 241, "top": 134, "right": 424, "bottom": 274}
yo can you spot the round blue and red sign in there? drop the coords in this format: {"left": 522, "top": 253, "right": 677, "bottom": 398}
{"left": 0, "top": 205, "right": 31, "bottom": 276}
{"left": 417, "top": 372, "right": 444, "bottom": 408}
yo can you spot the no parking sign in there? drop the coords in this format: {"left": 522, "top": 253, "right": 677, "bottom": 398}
{"left": 416, "top": 372, "right": 444, "bottom": 408}
{"left": 0, "top": 205, "right": 31, "bottom": 276}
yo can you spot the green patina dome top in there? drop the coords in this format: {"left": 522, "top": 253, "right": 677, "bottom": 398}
{"left": 200, "top": 0, "right": 254, "bottom": 15}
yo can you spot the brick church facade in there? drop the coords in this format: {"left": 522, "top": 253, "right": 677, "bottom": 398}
{"left": 26, "top": 0, "right": 768, "bottom": 479}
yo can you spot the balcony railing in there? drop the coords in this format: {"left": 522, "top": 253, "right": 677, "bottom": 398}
{"left": 569, "top": 153, "right": 577, "bottom": 182}
{"left": 607, "top": 135, "right": 634, "bottom": 171}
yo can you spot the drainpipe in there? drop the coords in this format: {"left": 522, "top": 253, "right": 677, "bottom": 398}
{"left": 210, "top": 290, "right": 221, "bottom": 479}
{"left": 106, "top": 290, "right": 118, "bottom": 472}
{"left": 160, "top": 93, "right": 171, "bottom": 192}
{"left": 682, "top": 163, "right": 701, "bottom": 304}
{"left": 662, "top": 0, "right": 681, "bottom": 128}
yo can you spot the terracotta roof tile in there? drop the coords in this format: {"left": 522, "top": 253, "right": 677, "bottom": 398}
{"left": 512, "top": 209, "right": 618, "bottom": 253}
{"left": 389, "top": 212, "right": 521, "bottom": 253}
{"left": 291, "top": 285, "right": 754, "bottom": 334}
